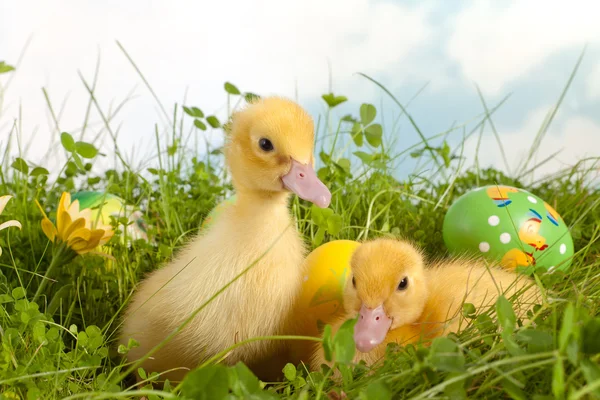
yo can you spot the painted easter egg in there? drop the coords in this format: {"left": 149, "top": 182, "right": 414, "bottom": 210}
{"left": 70, "top": 191, "right": 151, "bottom": 245}
{"left": 443, "top": 185, "right": 574, "bottom": 274}
{"left": 200, "top": 195, "right": 237, "bottom": 231}
{"left": 295, "top": 240, "right": 361, "bottom": 336}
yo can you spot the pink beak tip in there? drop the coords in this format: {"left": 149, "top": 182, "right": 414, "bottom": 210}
{"left": 281, "top": 159, "right": 332, "bottom": 207}
{"left": 352, "top": 304, "right": 392, "bottom": 354}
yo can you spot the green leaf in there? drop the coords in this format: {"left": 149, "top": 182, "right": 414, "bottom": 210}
{"left": 194, "top": 119, "right": 207, "bottom": 131}
{"left": 320, "top": 151, "right": 331, "bottom": 164}
{"left": 12, "top": 287, "right": 26, "bottom": 300}
{"left": 183, "top": 106, "right": 204, "bottom": 118}
{"left": 559, "top": 302, "right": 575, "bottom": 352}
{"left": 0, "top": 61, "right": 15, "bottom": 74}
{"left": 61, "top": 132, "right": 76, "bottom": 152}
{"left": 351, "top": 123, "right": 364, "bottom": 147}
{"left": 333, "top": 318, "right": 357, "bottom": 364}
{"left": 86, "top": 325, "right": 102, "bottom": 338}
{"left": 20, "top": 310, "right": 32, "bottom": 324}
{"left": 338, "top": 363, "right": 354, "bottom": 386}
{"left": 502, "top": 330, "right": 525, "bottom": 357}
{"left": 72, "top": 152, "right": 85, "bottom": 170}
{"left": 360, "top": 103, "right": 377, "bottom": 125}
{"left": 501, "top": 378, "right": 527, "bottom": 400}
{"left": 341, "top": 114, "right": 356, "bottom": 123}
{"left": 439, "top": 141, "right": 452, "bottom": 167}
{"left": 0, "top": 294, "right": 13, "bottom": 304}
{"left": 311, "top": 205, "right": 333, "bottom": 227}
{"left": 462, "top": 303, "right": 476, "bottom": 318}
{"left": 230, "top": 362, "right": 260, "bottom": 395}
{"left": 206, "top": 116, "right": 221, "bottom": 128}
{"left": 583, "top": 318, "right": 600, "bottom": 354}
{"left": 321, "top": 93, "right": 348, "bottom": 108}
{"left": 475, "top": 314, "right": 496, "bottom": 335}
{"left": 322, "top": 324, "right": 333, "bottom": 362}
{"left": 566, "top": 336, "right": 579, "bottom": 365}
{"left": 428, "top": 337, "right": 465, "bottom": 373}
{"left": 337, "top": 158, "right": 351, "bottom": 173}
{"left": 364, "top": 124, "right": 383, "bottom": 147}
{"left": 77, "top": 331, "right": 89, "bottom": 347}
{"left": 580, "top": 359, "right": 600, "bottom": 397}
{"left": 180, "top": 365, "right": 229, "bottom": 400}
{"left": 87, "top": 177, "right": 101, "bottom": 185}
{"left": 496, "top": 295, "right": 516, "bottom": 333}
{"left": 167, "top": 142, "right": 178, "bottom": 156}
{"left": 283, "top": 363, "right": 297, "bottom": 381}
{"left": 354, "top": 151, "right": 373, "bottom": 164}
{"left": 410, "top": 149, "right": 424, "bottom": 158}
{"left": 30, "top": 167, "right": 49, "bottom": 176}
{"left": 361, "top": 381, "right": 392, "bottom": 400}
{"left": 314, "top": 226, "right": 325, "bottom": 246}
{"left": 11, "top": 158, "right": 29, "bottom": 175}
{"left": 515, "top": 329, "right": 554, "bottom": 353}
{"left": 75, "top": 141, "right": 98, "bottom": 159}
{"left": 27, "top": 387, "right": 42, "bottom": 400}
{"left": 444, "top": 372, "right": 468, "bottom": 400}
{"left": 327, "top": 214, "right": 343, "bottom": 236}
{"left": 244, "top": 92, "right": 260, "bottom": 103}
{"left": 224, "top": 82, "right": 241, "bottom": 95}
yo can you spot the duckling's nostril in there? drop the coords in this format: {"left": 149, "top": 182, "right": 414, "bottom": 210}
{"left": 376, "top": 316, "right": 380, "bottom": 321}
{"left": 298, "top": 172, "right": 305, "bottom": 178}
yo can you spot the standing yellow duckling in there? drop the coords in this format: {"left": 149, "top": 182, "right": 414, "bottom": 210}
{"left": 119, "top": 96, "right": 331, "bottom": 383}
{"left": 310, "top": 238, "right": 542, "bottom": 369}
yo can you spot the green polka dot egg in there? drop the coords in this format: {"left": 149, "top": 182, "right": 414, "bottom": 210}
{"left": 443, "top": 185, "right": 574, "bottom": 274}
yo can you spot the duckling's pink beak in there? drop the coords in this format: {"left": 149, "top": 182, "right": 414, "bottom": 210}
{"left": 353, "top": 304, "right": 392, "bottom": 353}
{"left": 282, "top": 159, "right": 331, "bottom": 208}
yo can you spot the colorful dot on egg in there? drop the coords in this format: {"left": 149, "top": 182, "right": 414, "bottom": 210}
{"left": 479, "top": 242, "right": 490, "bottom": 252}
{"left": 488, "top": 215, "right": 500, "bottom": 226}
{"left": 500, "top": 233, "right": 511, "bottom": 244}
{"left": 559, "top": 244, "right": 566, "bottom": 254}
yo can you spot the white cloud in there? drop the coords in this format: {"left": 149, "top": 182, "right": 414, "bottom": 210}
{"left": 0, "top": 0, "right": 433, "bottom": 171}
{"left": 462, "top": 106, "right": 600, "bottom": 182}
{"left": 447, "top": 0, "right": 600, "bottom": 97}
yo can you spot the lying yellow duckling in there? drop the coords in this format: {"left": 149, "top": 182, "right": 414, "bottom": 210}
{"left": 311, "top": 238, "right": 542, "bottom": 369}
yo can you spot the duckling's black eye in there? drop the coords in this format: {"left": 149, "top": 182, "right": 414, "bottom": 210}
{"left": 397, "top": 277, "right": 408, "bottom": 291}
{"left": 352, "top": 276, "right": 356, "bottom": 288}
{"left": 259, "top": 138, "right": 274, "bottom": 152}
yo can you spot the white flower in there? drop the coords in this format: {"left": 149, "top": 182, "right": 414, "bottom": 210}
{"left": 0, "top": 195, "right": 22, "bottom": 256}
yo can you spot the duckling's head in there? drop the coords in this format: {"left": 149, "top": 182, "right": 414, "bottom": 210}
{"left": 224, "top": 96, "right": 331, "bottom": 208}
{"left": 345, "top": 239, "right": 428, "bottom": 353}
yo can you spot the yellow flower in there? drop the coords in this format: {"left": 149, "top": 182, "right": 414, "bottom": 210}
{"left": 36, "top": 192, "right": 114, "bottom": 255}
{"left": 0, "top": 195, "right": 22, "bottom": 257}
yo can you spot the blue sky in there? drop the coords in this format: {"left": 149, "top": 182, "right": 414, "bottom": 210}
{"left": 1, "top": 0, "right": 599, "bottom": 182}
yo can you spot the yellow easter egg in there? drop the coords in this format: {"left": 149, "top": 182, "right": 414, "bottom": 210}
{"left": 296, "top": 240, "right": 361, "bottom": 337}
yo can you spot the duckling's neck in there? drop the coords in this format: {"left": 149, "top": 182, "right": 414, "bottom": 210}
{"left": 233, "top": 189, "right": 293, "bottom": 223}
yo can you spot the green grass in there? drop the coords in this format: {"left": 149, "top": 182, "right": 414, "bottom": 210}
{"left": 1, "top": 46, "right": 600, "bottom": 400}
